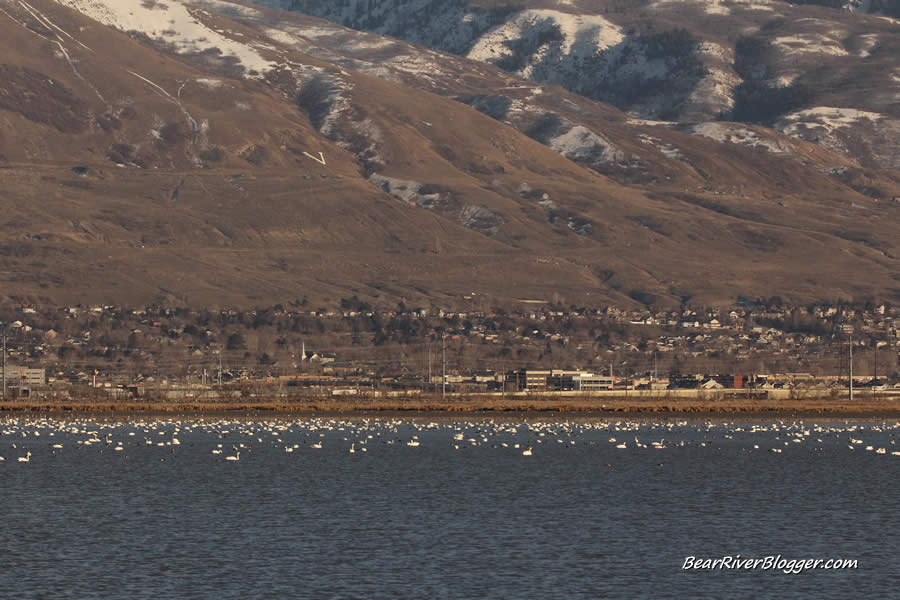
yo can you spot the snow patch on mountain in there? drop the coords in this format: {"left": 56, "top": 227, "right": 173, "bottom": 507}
{"left": 196, "top": 77, "right": 225, "bottom": 88}
{"left": 683, "top": 42, "right": 740, "bottom": 116}
{"left": 369, "top": 175, "right": 503, "bottom": 236}
{"left": 777, "top": 106, "right": 900, "bottom": 168}
{"left": 687, "top": 67, "right": 742, "bottom": 115}
{"left": 626, "top": 118, "right": 677, "bottom": 127}
{"left": 549, "top": 126, "right": 622, "bottom": 163}
{"left": 459, "top": 204, "right": 503, "bottom": 236}
{"left": 773, "top": 33, "right": 849, "bottom": 57}
{"left": 780, "top": 106, "right": 884, "bottom": 132}
{"left": 690, "top": 122, "right": 790, "bottom": 153}
{"left": 274, "top": 21, "right": 397, "bottom": 52}
{"left": 638, "top": 134, "right": 684, "bottom": 160}
{"left": 855, "top": 32, "right": 880, "bottom": 57}
{"left": 53, "top": 0, "right": 277, "bottom": 76}
{"left": 255, "top": 0, "right": 505, "bottom": 56}
{"left": 369, "top": 174, "right": 435, "bottom": 205}
{"left": 467, "top": 10, "right": 623, "bottom": 64}
{"left": 775, "top": 73, "right": 799, "bottom": 87}
{"left": 649, "top": 0, "right": 777, "bottom": 15}
{"left": 190, "top": 0, "right": 260, "bottom": 18}
{"left": 263, "top": 22, "right": 456, "bottom": 89}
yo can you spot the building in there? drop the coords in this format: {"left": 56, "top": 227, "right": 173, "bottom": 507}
{"left": 509, "top": 369, "right": 614, "bottom": 392}
{"left": 511, "top": 369, "right": 552, "bottom": 392}
{"left": 547, "top": 370, "right": 590, "bottom": 391}
{"left": 571, "top": 374, "right": 615, "bottom": 391}
{"left": 3, "top": 365, "right": 46, "bottom": 389}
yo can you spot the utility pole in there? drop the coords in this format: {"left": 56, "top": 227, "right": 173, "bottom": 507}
{"left": 442, "top": 333, "right": 446, "bottom": 399}
{"left": 874, "top": 339, "right": 877, "bottom": 401}
{"left": 1, "top": 328, "right": 5, "bottom": 398}
{"left": 218, "top": 351, "right": 223, "bottom": 386}
{"left": 849, "top": 332, "right": 853, "bottom": 403}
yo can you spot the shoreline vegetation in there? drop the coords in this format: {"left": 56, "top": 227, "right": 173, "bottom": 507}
{"left": 3, "top": 393, "right": 900, "bottom": 416}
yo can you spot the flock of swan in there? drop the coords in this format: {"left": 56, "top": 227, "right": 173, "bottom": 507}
{"left": 1, "top": 416, "right": 899, "bottom": 464}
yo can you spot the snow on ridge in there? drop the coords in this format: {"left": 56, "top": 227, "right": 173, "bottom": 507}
{"left": 53, "top": 0, "right": 277, "bottom": 76}
{"left": 466, "top": 9, "right": 623, "bottom": 64}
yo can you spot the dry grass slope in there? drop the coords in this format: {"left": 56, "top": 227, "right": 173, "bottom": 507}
{"left": 0, "top": 0, "right": 898, "bottom": 308}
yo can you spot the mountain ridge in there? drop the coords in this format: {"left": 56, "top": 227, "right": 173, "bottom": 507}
{"left": 262, "top": 0, "right": 900, "bottom": 170}
{"left": 0, "top": 0, "right": 898, "bottom": 309}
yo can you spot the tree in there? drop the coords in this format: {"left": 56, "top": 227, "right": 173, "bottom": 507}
{"left": 226, "top": 333, "right": 246, "bottom": 351}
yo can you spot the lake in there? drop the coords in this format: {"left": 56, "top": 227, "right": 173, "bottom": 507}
{"left": 1, "top": 415, "right": 898, "bottom": 598}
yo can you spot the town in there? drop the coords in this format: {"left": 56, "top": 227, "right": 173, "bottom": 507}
{"left": 0, "top": 296, "right": 897, "bottom": 400}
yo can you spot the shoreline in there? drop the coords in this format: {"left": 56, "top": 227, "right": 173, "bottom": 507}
{"left": 3, "top": 395, "right": 900, "bottom": 417}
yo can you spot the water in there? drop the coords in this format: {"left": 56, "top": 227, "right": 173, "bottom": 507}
{"left": 1, "top": 415, "right": 898, "bottom": 598}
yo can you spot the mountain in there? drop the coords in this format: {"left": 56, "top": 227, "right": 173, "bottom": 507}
{"left": 0, "top": 0, "right": 899, "bottom": 309}
{"left": 265, "top": 0, "right": 900, "bottom": 170}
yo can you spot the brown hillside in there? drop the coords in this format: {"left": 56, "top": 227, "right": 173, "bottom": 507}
{"left": 0, "top": 0, "right": 898, "bottom": 309}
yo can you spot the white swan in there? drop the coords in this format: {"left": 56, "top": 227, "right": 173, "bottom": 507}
{"left": 18, "top": 452, "right": 32, "bottom": 463}
{"left": 225, "top": 452, "right": 240, "bottom": 461}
